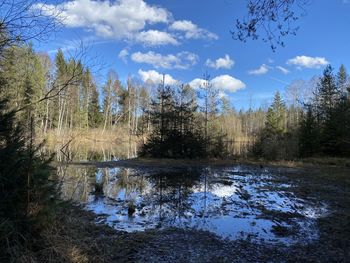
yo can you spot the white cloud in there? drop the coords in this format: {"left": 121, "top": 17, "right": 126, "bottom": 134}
{"left": 211, "top": 75, "right": 246, "bottom": 92}
{"left": 33, "top": 0, "right": 174, "bottom": 46}
{"left": 34, "top": 0, "right": 218, "bottom": 46}
{"left": 189, "top": 75, "right": 245, "bottom": 93}
{"left": 118, "top": 48, "right": 129, "bottom": 63}
{"left": 248, "top": 64, "right": 269, "bottom": 75}
{"left": 138, "top": 69, "right": 178, "bottom": 86}
{"left": 131, "top": 51, "right": 198, "bottom": 69}
{"left": 169, "top": 20, "right": 218, "bottom": 40}
{"left": 135, "top": 30, "right": 179, "bottom": 46}
{"left": 276, "top": 66, "right": 290, "bottom": 74}
{"left": 287, "top": 56, "right": 329, "bottom": 69}
{"left": 206, "top": 54, "right": 234, "bottom": 70}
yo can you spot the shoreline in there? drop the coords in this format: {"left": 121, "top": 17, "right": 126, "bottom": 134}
{"left": 55, "top": 156, "right": 350, "bottom": 170}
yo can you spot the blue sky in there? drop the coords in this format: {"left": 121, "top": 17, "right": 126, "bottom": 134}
{"left": 34, "top": 0, "right": 350, "bottom": 109}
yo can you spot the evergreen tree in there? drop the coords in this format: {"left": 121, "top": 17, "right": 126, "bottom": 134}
{"left": 314, "top": 65, "right": 340, "bottom": 123}
{"left": 337, "top": 64, "right": 348, "bottom": 95}
{"left": 252, "top": 92, "right": 290, "bottom": 160}
{"left": 0, "top": 99, "right": 56, "bottom": 260}
{"left": 141, "top": 83, "right": 206, "bottom": 158}
{"left": 88, "top": 81, "right": 102, "bottom": 128}
{"left": 299, "top": 105, "right": 320, "bottom": 157}
{"left": 265, "top": 91, "right": 286, "bottom": 135}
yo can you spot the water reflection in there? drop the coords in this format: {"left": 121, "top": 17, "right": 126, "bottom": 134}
{"left": 57, "top": 165, "right": 327, "bottom": 244}
{"left": 44, "top": 141, "right": 137, "bottom": 162}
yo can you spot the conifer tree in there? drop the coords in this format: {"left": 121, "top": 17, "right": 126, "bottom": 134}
{"left": 88, "top": 81, "right": 102, "bottom": 128}
{"left": 299, "top": 105, "right": 320, "bottom": 157}
{"left": 265, "top": 91, "right": 286, "bottom": 135}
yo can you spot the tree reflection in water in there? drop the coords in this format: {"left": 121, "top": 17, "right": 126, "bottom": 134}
{"left": 57, "top": 165, "right": 327, "bottom": 244}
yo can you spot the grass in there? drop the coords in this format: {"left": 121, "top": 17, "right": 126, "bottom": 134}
{"left": 42, "top": 128, "right": 131, "bottom": 144}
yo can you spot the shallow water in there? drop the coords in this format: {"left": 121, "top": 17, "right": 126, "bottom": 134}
{"left": 57, "top": 165, "right": 327, "bottom": 244}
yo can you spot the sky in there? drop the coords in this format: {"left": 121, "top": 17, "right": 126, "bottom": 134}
{"left": 34, "top": 0, "right": 350, "bottom": 109}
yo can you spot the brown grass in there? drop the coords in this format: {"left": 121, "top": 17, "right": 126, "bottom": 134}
{"left": 42, "top": 128, "right": 132, "bottom": 145}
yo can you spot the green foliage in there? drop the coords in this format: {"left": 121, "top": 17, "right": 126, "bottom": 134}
{"left": 140, "top": 84, "right": 207, "bottom": 159}
{"left": 298, "top": 65, "right": 350, "bottom": 158}
{"left": 0, "top": 99, "right": 57, "bottom": 260}
{"left": 88, "top": 81, "right": 102, "bottom": 128}
{"left": 265, "top": 92, "right": 286, "bottom": 135}
{"left": 0, "top": 45, "right": 46, "bottom": 121}
{"left": 252, "top": 65, "right": 350, "bottom": 160}
{"left": 251, "top": 92, "right": 296, "bottom": 160}
{"left": 299, "top": 105, "right": 320, "bottom": 157}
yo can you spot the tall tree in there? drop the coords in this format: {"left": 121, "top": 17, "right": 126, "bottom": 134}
{"left": 265, "top": 91, "right": 286, "bottom": 135}
{"left": 299, "top": 105, "right": 320, "bottom": 157}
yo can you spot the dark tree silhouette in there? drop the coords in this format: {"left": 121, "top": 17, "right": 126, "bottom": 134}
{"left": 232, "top": 0, "right": 310, "bottom": 51}
{"left": 0, "top": 0, "right": 58, "bottom": 54}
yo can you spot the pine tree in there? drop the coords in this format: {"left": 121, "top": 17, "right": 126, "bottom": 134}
{"left": 0, "top": 99, "right": 56, "bottom": 260}
{"left": 88, "top": 81, "right": 102, "bottom": 128}
{"left": 265, "top": 91, "right": 286, "bottom": 135}
{"left": 337, "top": 64, "right": 348, "bottom": 95}
{"left": 299, "top": 105, "right": 320, "bottom": 157}
{"left": 314, "top": 65, "right": 340, "bottom": 123}
{"left": 141, "top": 82, "right": 206, "bottom": 158}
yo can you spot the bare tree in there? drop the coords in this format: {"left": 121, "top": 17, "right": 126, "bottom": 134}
{"left": 232, "top": 0, "right": 310, "bottom": 51}
{"left": 0, "top": 0, "right": 58, "bottom": 54}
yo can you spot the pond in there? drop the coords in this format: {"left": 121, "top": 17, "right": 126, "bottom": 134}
{"left": 57, "top": 164, "right": 327, "bottom": 244}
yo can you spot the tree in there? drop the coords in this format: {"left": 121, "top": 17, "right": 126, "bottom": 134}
{"left": 337, "top": 64, "right": 349, "bottom": 95}
{"left": 198, "top": 73, "right": 222, "bottom": 155}
{"left": 252, "top": 92, "right": 293, "bottom": 160}
{"left": 0, "top": 0, "right": 57, "bottom": 54}
{"left": 314, "top": 65, "right": 340, "bottom": 122}
{"left": 140, "top": 81, "right": 206, "bottom": 159}
{"left": 88, "top": 78, "right": 102, "bottom": 128}
{"left": 299, "top": 104, "right": 320, "bottom": 157}
{"left": 0, "top": 99, "right": 56, "bottom": 260}
{"left": 232, "top": 0, "right": 310, "bottom": 51}
{"left": 265, "top": 92, "right": 286, "bottom": 135}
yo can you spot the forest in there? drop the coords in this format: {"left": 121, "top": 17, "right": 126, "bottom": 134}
{"left": 1, "top": 0, "right": 350, "bottom": 262}
{"left": 1, "top": 44, "right": 349, "bottom": 160}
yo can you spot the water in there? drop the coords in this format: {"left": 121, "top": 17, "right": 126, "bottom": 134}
{"left": 57, "top": 165, "right": 327, "bottom": 244}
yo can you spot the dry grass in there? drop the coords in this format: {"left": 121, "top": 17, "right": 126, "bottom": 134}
{"left": 42, "top": 128, "right": 132, "bottom": 145}
{"left": 18, "top": 204, "right": 125, "bottom": 263}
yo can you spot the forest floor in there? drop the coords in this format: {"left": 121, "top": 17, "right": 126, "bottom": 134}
{"left": 36, "top": 159, "right": 350, "bottom": 262}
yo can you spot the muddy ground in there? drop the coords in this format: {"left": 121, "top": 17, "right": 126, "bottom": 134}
{"left": 37, "top": 160, "right": 350, "bottom": 262}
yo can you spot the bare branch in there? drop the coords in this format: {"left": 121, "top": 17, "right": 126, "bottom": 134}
{"left": 0, "top": 0, "right": 59, "bottom": 53}
{"left": 232, "top": 0, "right": 311, "bottom": 51}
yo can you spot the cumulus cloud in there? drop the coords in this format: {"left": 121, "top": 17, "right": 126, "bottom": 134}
{"left": 33, "top": 0, "right": 218, "bottom": 46}
{"left": 118, "top": 48, "right": 129, "bottom": 63}
{"left": 138, "top": 69, "right": 178, "bottom": 86}
{"left": 169, "top": 20, "right": 218, "bottom": 40}
{"left": 189, "top": 75, "right": 245, "bottom": 93}
{"left": 248, "top": 64, "right": 269, "bottom": 75}
{"left": 33, "top": 0, "right": 174, "bottom": 46}
{"left": 206, "top": 54, "right": 234, "bottom": 70}
{"left": 211, "top": 75, "right": 246, "bottom": 92}
{"left": 131, "top": 51, "right": 198, "bottom": 69}
{"left": 134, "top": 30, "right": 179, "bottom": 46}
{"left": 287, "top": 56, "right": 329, "bottom": 69}
{"left": 276, "top": 66, "right": 290, "bottom": 74}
